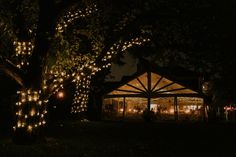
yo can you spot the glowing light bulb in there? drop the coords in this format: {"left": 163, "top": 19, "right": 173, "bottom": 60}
{"left": 27, "top": 125, "right": 33, "bottom": 132}
{"left": 17, "top": 121, "right": 21, "bottom": 128}
{"left": 57, "top": 91, "right": 64, "bottom": 99}
{"left": 30, "top": 109, "right": 36, "bottom": 116}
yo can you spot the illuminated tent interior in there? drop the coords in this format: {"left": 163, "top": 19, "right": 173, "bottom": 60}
{"left": 102, "top": 66, "right": 205, "bottom": 121}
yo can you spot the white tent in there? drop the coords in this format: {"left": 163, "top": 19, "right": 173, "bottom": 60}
{"left": 103, "top": 71, "right": 204, "bottom": 121}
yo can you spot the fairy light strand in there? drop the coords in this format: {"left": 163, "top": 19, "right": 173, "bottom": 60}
{"left": 11, "top": 1, "right": 150, "bottom": 134}
{"left": 13, "top": 41, "right": 34, "bottom": 69}
{"left": 71, "top": 76, "right": 91, "bottom": 113}
{"left": 69, "top": 37, "right": 150, "bottom": 113}
{"left": 13, "top": 89, "right": 47, "bottom": 133}
{"left": 56, "top": 4, "right": 97, "bottom": 33}
{"left": 101, "top": 37, "right": 150, "bottom": 69}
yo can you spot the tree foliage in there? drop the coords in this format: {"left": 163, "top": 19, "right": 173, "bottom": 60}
{"left": 0, "top": 0, "right": 152, "bottom": 138}
{"left": 122, "top": 0, "right": 236, "bottom": 103}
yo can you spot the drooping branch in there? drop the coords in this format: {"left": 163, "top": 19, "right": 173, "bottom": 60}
{"left": 0, "top": 56, "right": 25, "bottom": 87}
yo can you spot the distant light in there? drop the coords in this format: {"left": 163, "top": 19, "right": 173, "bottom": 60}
{"left": 30, "top": 109, "right": 36, "bottom": 116}
{"left": 202, "top": 81, "right": 210, "bottom": 94}
{"left": 169, "top": 108, "right": 174, "bottom": 114}
{"left": 184, "top": 109, "right": 191, "bottom": 114}
{"left": 57, "top": 91, "right": 64, "bottom": 99}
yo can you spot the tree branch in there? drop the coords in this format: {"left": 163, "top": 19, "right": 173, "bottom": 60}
{"left": 0, "top": 56, "right": 25, "bottom": 87}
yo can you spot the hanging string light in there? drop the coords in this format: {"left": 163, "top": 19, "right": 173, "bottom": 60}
{"left": 69, "top": 37, "right": 150, "bottom": 113}
{"left": 71, "top": 75, "right": 91, "bottom": 113}
{"left": 12, "top": 40, "right": 48, "bottom": 133}
{"left": 101, "top": 37, "right": 150, "bottom": 69}
{"left": 46, "top": 68, "right": 68, "bottom": 95}
{"left": 46, "top": 1, "right": 150, "bottom": 115}
{"left": 70, "top": 61, "right": 99, "bottom": 113}
{"left": 56, "top": 4, "right": 97, "bottom": 33}
{"left": 13, "top": 41, "right": 34, "bottom": 69}
{"left": 10, "top": 1, "right": 151, "bottom": 135}
{"left": 34, "top": 35, "right": 150, "bottom": 115}
{"left": 13, "top": 89, "right": 47, "bottom": 133}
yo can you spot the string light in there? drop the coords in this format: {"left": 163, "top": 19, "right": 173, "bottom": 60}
{"left": 57, "top": 90, "right": 65, "bottom": 99}
{"left": 100, "top": 37, "right": 150, "bottom": 69}
{"left": 56, "top": 4, "right": 97, "bottom": 33}
{"left": 45, "top": 35, "right": 150, "bottom": 113}
{"left": 13, "top": 89, "right": 47, "bottom": 133}
{"left": 12, "top": 2, "right": 151, "bottom": 124}
{"left": 71, "top": 76, "right": 90, "bottom": 113}
{"left": 68, "top": 37, "right": 150, "bottom": 113}
{"left": 12, "top": 37, "right": 150, "bottom": 119}
{"left": 13, "top": 41, "right": 34, "bottom": 69}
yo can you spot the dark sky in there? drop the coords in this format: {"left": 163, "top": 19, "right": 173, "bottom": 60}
{"left": 105, "top": 52, "right": 138, "bottom": 82}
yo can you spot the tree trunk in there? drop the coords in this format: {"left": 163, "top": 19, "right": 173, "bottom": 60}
{"left": 13, "top": 0, "right": 56, "bottom": 144}
{"left": 26, "top": 0, "right": 56, "bottom": 89}
{"left": 71, "top": 76, "right": 91, "bottom": 119}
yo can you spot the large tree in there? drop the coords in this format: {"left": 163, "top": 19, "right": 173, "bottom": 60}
{"left": 0, "top": 0, "right": 151, "bottom": 142}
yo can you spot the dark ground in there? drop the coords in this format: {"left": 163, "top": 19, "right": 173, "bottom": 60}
{"left": 0, "top": 120, "right": 236, "bottom": 157}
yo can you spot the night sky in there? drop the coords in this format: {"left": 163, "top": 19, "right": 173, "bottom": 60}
{"left": 106, "top": 52, "right": 138, "bottom": 82}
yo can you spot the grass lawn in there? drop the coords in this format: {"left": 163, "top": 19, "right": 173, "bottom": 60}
{"left": 0, "top": 120, "right": 236, "bottom": 157}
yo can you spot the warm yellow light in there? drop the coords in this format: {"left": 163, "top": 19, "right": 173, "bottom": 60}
{"left": 57, "top": 91, "right": 64, "bottom": 98}
{"left": 18, "top": 110, "right": 22, "bottom": 116}
{"left": 27, "top": 125, "right": 32, "bottom": 132}
{"left": 17, "top": 121, "right": 22, "bottom": 128}
{"left": 13, "top": 126, "right": 16, "bottom": 131}
{"left": 33, "top": 95, "right": 38, "bottom": 101}
{"left": 38, "top": 101, "right": 42, "bottom": 105}
{"left": 169, "top": 108, "right": 174, "bottom": 114}
{"left": 30, "top": 109, "right": 36, "bottom": 116}
{"left": 28, "top": 96, "right": 32, "bottom": 101}
{"left": 184, "top": 109, "right": 191, "bottom": 114}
